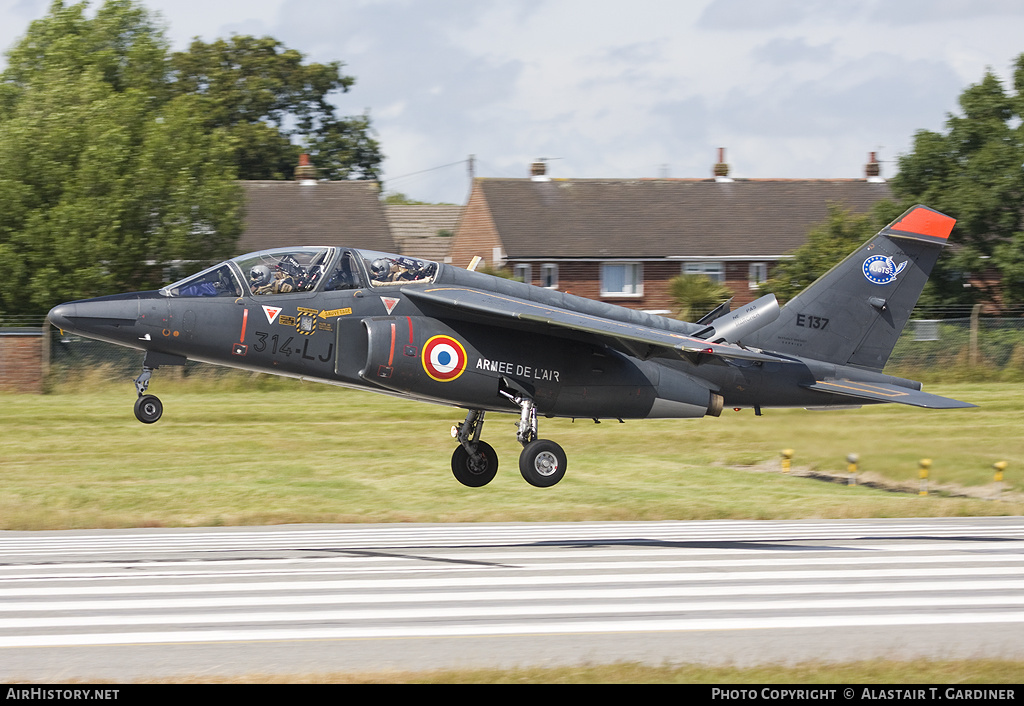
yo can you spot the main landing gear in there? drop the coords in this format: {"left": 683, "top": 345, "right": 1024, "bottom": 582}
{"left": 450, "top": 393, "right": 567, "bottom": 488}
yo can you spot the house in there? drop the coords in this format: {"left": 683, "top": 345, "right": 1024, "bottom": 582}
{"left": 237, "top": 158, "right": 460, "bottom": 261}
{"left": 448, "top": 154, "right": 893, "bottom": 313}
{"left": 239, "top": 167, "right": 395, "bottom": 255}
{"left": 384, "top": 204, "right": 461, "bottom": 261}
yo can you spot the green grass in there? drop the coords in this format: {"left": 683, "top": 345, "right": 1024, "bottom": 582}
{"left": 4, "top": 377, "right": 1023, "bottom": 684}
{"left": 132, "top": 658, "right": 1024, "bottom": 684}
{"left": 0, "top": 378, "right": 1020, "bottom": 530}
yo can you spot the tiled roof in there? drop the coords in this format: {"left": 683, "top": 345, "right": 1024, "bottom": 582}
{"left": 478, "top": 178, "right": 893, "bottom": 258}
{"left": 239, "top": 181, "right": 395, "bottom": 254}
{"left": 385, "top": 205, "right": 461, "bottom": 261}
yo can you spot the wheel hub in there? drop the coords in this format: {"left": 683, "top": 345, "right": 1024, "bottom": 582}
{"left": 533, "top": 451, "right": 559, "bottom": 476}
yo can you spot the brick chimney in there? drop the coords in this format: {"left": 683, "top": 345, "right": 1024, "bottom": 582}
{"left": 714, "top": 148, "right": 733, "bottom": 182}
{"left": 530, "top": 159, "right": 550, "bottom": 182}
{"left": 294, "top": 153, "right": 319, "bottom": 184}
{"left": 865, "top": 152, "right": 885, "bottom": 183}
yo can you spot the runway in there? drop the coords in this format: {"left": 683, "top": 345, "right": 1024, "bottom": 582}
{"left": 2, "top": 517, "right": 1023, "bottom": 680}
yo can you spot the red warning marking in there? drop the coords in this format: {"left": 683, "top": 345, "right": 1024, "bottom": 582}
{"left": 890, "top": 207, "right": 955, "bottom": 240}
{"left": 262, "top": 305, "right": 282, "bottom": 324}
{"left": 388, "top": 322, "right": 396, "bottom": 367}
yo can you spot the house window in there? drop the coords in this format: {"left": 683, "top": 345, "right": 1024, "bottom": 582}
{"left": 749, "top": 262, "right": 768, "bottom": 289}
{"left": 513, "top": 263, "right": 532, "bottom": 284}
{"left": 682, "top": 261, "right": 725, "bottom": 283}
{"left": 540, "top": 263, "right": 558, "bottom": 288}
{"left": 601, "top": 262, "right": 643, "bottom": 296}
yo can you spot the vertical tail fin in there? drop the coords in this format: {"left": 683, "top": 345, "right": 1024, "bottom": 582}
{"left": 740, "top": 205, "right": 955, "bottom": 370}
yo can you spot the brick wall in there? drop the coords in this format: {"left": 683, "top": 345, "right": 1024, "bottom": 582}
{"left": 0, "top": 329, "right": 46, "bottom": 393}
{"left": 448, "top": 185, "right": 504, "bottom": 268}
{"left": 506, "top": 259, "right": 774, "bottom": 319}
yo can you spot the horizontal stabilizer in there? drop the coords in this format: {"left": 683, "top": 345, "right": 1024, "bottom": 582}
{"left": 803, "top": 380, "right": 976, "bottom": 409}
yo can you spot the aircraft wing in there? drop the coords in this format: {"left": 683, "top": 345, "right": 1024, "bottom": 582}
{"left": 403, "top": 286, "right": 776, "bottom": 363}
{"left": 803, "top": 379, "right": 976, "bottom": 409}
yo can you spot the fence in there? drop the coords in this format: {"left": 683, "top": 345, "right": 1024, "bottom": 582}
{"left": 4, "top": 307, "right": 1024, "bottom": 391}
{"left": 886, "top": 306, "right": 1024, "bottom": 379}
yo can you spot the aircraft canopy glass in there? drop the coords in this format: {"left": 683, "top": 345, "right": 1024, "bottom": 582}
{"left": 358, "top": 250, "right": 438, "bottom": 287}
{"left": 162, "top": 247, "right": 439, "bottom": 298}
{"left": 162, "top": 263, "right": 243, "bottom": 298}
{"left": 233, "top": 247, "right": 332, "bottom": 296}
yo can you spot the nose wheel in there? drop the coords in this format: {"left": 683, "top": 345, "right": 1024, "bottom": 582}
{"left": 134, "top": 394, "right": 163, "bottom": 424}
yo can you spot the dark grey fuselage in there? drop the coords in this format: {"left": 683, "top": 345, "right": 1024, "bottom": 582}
{"left": 48, "top": 258, "right": 895, "bottom": 422}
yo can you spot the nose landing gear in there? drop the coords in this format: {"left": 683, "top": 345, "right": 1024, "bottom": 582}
{"left": 130, "top": 352, "right": 186, "bottom": 424}
{"left": 133, "top": 367, "right": 162, "bottom": 424}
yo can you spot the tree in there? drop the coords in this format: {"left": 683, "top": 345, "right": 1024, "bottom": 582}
{"left": 668, "top": 274, "right": 732, "bottom": 321}
{"left": 891, "top": 55, "right": 1024, "bottom": 308}
{"left": 0, "top": 0, "right": 242, "bottom": 315}
{"left": 760, "top": 202, "right": 903, "bottom": 305}
{"left": 169, "top": 35, "right": 384, "bottom": 181}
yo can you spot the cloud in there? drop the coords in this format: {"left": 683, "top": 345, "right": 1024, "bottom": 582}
{"left": 3, "top": 0, "right": 1023, "bottom": 203}
{"left": 751, "top": 38, "right": 835, "bottom": 66}
{"left": 868, "top": 0, "right": 1024, "bottom": 25}
{"left": 697, "top": 0, "right": 863, "bottom": 30}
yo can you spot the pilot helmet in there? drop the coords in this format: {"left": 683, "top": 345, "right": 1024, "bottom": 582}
{"left": 249, "top": 265, "right": 273, "bottom": 287}
{"left": 370, "top": 258, "right": 391, "bottom": 280}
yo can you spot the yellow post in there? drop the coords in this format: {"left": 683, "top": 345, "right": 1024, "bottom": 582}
{"left": 918, "top": 459, "right": 931, "bottom": 496}
{"left": 847, "top": 453, "right": 859, "bottom": 485}
{"left": 993, "top": 461, "right": 1007, "bottom": 501}
{"left": 781, "top": 449, "right": 794, "bottom": 473}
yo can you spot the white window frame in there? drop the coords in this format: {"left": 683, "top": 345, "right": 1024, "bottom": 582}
{"left": 513, "top": 263, "right": 532, "bottom": 284}
{"left": 540, "top": 263, "right": 558, "bottom": 289}
{"left": 748, "top": 262, "right": 768, "bottom": 290}
{"left": 600, "top": 262, "right": 643, "bottom": 297}
{"left": 682, "top": 261, "right": 725, "bottom": 283}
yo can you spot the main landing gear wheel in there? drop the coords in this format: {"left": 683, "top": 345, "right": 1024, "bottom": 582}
{"left": 134, "top": 394, "right": 163, "bottom": 424}
{"left": 519, "top": 439, "right": 567, "bottom": 487}
{"left": 451, "top": 441, "right": 498, "bottom": 487}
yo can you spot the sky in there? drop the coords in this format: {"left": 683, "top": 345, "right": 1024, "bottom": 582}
{"left": 1, "top": 0, "right": 1023, "bottom": 204}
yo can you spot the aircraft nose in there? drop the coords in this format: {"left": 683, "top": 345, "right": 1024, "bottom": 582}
{"left": 47, "top": 303, "right": 76, "bottom": 332}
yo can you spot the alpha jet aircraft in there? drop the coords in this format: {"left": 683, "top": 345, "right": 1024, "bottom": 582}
{"left": 48, "top": 205, "right": 973, "bottom": 488}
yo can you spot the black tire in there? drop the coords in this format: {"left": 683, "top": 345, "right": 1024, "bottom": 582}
{"left": 519, "top": 439, "right": 567, "bottom": 487}
{"left": 451, "top": 441, "right": 498, "bottom": 487}
{"left": 134, "top": 395, "right": 163, "bottom": 424}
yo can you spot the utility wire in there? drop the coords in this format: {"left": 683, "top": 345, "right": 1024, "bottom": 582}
{"left": 385, "top": 159, "right": 468, "bottom": 184}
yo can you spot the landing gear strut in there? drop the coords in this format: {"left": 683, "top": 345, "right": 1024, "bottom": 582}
{"left": 130, "top": 352, "right": 186, "bottom": 424}
{"left": 507, "top": 394, "right": 567, "bottom": 488}
{"left": 450, "top": 410, "right": 498, "bottom": 486}
{"left": 133, "top": 366, "right": 162, "bottom": 424}
{"left": 447, "top": 385, "right": 568, "bottom": 488}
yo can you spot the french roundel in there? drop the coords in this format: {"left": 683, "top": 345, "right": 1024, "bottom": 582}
{"left": 422, "top": 335, "right": 468, "bottom": 382}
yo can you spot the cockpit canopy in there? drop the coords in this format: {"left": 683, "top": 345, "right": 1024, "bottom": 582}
{"left": 161, "top": 247, "right": 439, "bottom": 298}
